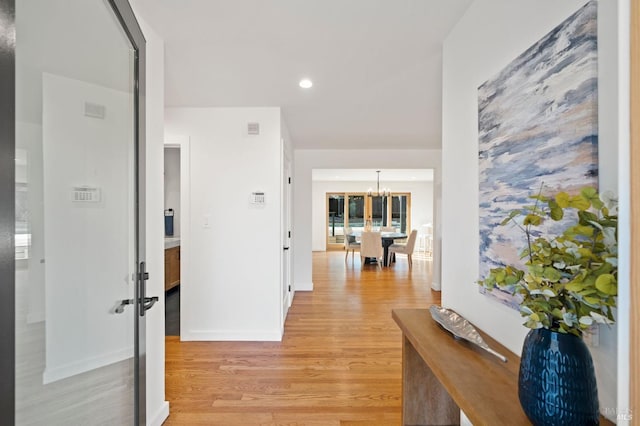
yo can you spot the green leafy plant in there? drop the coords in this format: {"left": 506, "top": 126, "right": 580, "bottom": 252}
{"left": 478, "top": 186, "right": 618, "bottom": 337}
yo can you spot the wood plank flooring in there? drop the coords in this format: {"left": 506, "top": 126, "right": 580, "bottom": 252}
{"left": 164, "top": 251, "right": 440, "bottom": 425}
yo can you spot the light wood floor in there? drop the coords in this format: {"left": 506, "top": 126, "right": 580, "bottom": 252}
{"left": 165, "top": 251, "right": 440, "bottom": 425}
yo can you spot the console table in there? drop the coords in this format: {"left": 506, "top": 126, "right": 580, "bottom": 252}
{"left": 392, "top": 308, "right": 613, "bottom": 426}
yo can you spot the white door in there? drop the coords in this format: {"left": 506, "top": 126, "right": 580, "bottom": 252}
{"left": 282, "top": 150, "right": 293, "bottom": 322}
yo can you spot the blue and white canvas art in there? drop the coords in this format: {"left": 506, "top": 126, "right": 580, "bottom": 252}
{"left": 478, "top": 1, "right": 598, "bottom": 308}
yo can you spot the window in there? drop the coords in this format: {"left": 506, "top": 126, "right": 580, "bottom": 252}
{"left": 326, "top": 192, "right": 411, "bottom": 249}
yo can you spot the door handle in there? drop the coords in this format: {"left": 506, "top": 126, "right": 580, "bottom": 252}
{"left": 283, "top": 246, "right": 290, "bottom": 250}
{"left": 115, "top": 299, "right": 134, "bottom": 314}
{"left": 143, "top": 296, "right": 159, "bottom": 312}
{"left": 115, "top": 296, "right": 157, "bottom": 314}
{"left": 138, "top": 261, "right": 158, "bottom": 316}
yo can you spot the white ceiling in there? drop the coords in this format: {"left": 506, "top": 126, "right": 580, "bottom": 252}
{"left": 132, "top": 0, "right": 473, "bottom": 150}
{"left": 312, "top": 169, "right": 433, "bottom": 182}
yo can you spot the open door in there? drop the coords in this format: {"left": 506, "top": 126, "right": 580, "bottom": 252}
{"left": 1, "top": 0, "right": 154, "bottom": 424}
{"left": 282, "top": 149, "right": 293, "bottom": 324}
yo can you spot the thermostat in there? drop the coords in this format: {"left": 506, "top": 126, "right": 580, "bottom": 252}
{"left": 250, "top": 191, "right": 265, "bottom": 206}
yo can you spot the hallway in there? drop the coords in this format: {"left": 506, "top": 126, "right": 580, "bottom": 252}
{"left": 164, "top": 252, "right": 439, "bottom": 425}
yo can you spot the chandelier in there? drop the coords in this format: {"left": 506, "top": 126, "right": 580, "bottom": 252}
{"left": 367, "top": 170, "right": 390, "bottom": 197}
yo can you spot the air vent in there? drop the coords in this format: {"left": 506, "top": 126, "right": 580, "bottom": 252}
{"left": 247, "top": 122, "right": 260, "bottom": 136}
{"left": 84, "top": 102, "right": 106, "bottom": 119}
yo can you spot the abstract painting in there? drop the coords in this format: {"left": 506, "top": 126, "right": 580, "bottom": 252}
{"left": 478, "top": 1, "right": 598, "bottom": 308}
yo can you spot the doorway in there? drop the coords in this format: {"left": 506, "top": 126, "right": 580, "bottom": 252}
{"left": 2, "top": 0, "right": 150, "bottom": 424}
{"left": 164, "top": 147, "right": 181, "bottom": 336}
{"left": 163, "top": 135, "right": 190, "bottom": 340}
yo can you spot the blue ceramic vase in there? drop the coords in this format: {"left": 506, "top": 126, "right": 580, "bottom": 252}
{"left": 518, "top": 328, "right": 599, "bottom": 426}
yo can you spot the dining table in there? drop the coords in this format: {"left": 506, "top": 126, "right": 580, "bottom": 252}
{"left": 348, "top": 231, "right": 407, "bottom": 266}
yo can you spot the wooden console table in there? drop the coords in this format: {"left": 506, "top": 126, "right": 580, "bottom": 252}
{"left": 392, "top": 308, "right": 613, "bottom": 426}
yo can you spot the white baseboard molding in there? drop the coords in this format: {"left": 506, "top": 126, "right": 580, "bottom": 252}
{"left": 182, "top": 329, "right": 282, "bottom": 342}
{"left": 431, "top": 281, "right": 441, "bottom": 291}
{"left": 295, "top": 281, "right": 314, "bottom": 291}
{"left": 43, "top": 346, "right": 132, "bottom": 384}
{"left": 148, "top": 400, "right": 169, "bottom": 426}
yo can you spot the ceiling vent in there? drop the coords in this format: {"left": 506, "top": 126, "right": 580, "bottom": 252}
{"left": 247, "top": 122, "right": 260, "bottom": 136}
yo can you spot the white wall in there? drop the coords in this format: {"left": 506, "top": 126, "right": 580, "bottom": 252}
{"left": 311, "top": 180, "right": 433, "bottom": 251}
{"left": 165, "top": 107, "right": 284, "bottom": 341}
{"left": 293, "top": 149, "right": 441, "bottom": 291}
{"left": 42, "top": 73, "right": 135, "bottom": 383}
{"left": 164, "top": 148, "right": 180, "bottom": 236}
{"left": 441, "top": 0, "right": 624, "bottom": 419}
{"left": 137, "top": 16, "right": 169, "bottom": 426}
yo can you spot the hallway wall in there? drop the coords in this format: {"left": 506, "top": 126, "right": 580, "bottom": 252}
{"left": 441, "top": 0, "right": 626, "bottom": 419}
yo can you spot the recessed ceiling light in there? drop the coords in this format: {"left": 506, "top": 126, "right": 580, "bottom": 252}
{"left": 299, "top": 79, "right": 313, "bottom": 89}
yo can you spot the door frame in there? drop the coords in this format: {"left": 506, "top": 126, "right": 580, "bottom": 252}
{"left": 282, "top": 149, "right": 293, "bottom": 324}
{"left": 107, "top": 3, "right": 147, "bottom": 422}
{"left": 0, "top": 0, "right": 16, "bottom": 421}
{"left": 0, "top": 0, "right": 147, "bottom": 424}
{"left": 164, "top": 135, "right": 190, "bottom": 339}
{"left": 630, "top": 0, "right": 639, "bottom": 415}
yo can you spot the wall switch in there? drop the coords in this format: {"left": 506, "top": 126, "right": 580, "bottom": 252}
{"left": 203, "top": 214, "right": 211, "bottom": 228}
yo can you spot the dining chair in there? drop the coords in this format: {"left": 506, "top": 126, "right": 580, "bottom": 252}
{"left": 387, "top": 229, "right": 418, "bottom": 268}
{"left": 381, "top": 226, "right": 396, "bottom": 232}
{"left": 344, "top": 226, "right": 360, "bottom": 264}
{"left": 360, "top": 231, "right": 383, "bottom": 269}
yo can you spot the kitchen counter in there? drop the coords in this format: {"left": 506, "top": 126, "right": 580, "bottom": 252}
{"left": 165, "top": 237, "right": 180, "bottom": 249}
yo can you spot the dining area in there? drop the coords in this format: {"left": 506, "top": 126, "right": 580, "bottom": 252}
{"left": 313, "top": 169, "right": 435, "bottom": 271}
{"left": 344, "top": 226, "right": 419, "bottom": 269}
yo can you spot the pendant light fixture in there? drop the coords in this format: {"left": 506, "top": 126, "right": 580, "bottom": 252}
{"left": 367, "top": 170, "right": 390, "bottom": 197}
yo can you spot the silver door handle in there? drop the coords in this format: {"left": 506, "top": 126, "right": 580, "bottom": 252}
{"left": 115, "top": 296, "right": 158, "bottom": 314}
{"left": 115, "top": 299, "right": 134, "bottom": 314}
{"left": 143, "top": 296, "right": 159, "bottom": 312}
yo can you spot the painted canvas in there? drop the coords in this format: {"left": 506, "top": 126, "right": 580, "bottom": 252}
{"left": 478, "top": 1, "right": 598, "bottom": 308}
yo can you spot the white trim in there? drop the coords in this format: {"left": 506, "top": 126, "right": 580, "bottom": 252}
{"left": 182, "top": 329, "right": 282, "bottom": 342}
{"left": 147, "top": 400, "right": 169, "bottom": 426}
{"left": 43, "top": 347, "right": 132, "bottom": 384}
{"left": 295, "top": 281, "right": 314, "bottom": 291}
{"left": 164, "top": 135, "right": 190, "bottom": 340}
{"left": 616, "top": 0, "right": 631, "bottom": 421}
{"left": 431, "top": 281, "right": 441, "bottom": 291}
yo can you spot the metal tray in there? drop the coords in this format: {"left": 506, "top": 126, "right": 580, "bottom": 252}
{"left": 429, "top": 305, "right": 508, "bottom": 362}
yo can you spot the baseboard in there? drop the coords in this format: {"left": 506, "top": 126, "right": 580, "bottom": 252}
{"left": 431, "top": 281, "right": 441, "bottom": 291}
{"left": 43, "top": 346, "right": 132, "bottom": 384}
{"left": 295, "top": 281, "right": 314, "bottom": 291}
{"left": 182, "top": 329, "right": 282, "bottom": 342}
{"left": 148, "top": 400, "right": 169, "bottom": 426}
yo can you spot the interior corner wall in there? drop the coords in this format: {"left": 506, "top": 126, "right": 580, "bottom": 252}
{"left": 135, "top": 16, "right": 169, "bottom": 426}
{"left": 311, "top": 180, "right": 434, "bottom": 251}
{"left": 441, "top": 0, "right": 621, "bottom": 418}
{"left": 164, "top": 107, "right": 283, "bottom": 341}
{"left": 293, "top": 149, "right": 442, "bottom": 291}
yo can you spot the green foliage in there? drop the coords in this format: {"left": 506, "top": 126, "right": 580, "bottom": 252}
{"left": 478, "top": 186, "right": 618, "bottom": 337}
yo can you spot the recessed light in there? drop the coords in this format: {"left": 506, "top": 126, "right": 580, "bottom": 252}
{"left": 299, "top": 79, "right": 313, "bottom": 89}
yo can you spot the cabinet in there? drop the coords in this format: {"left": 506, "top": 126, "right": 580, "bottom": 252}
{"left": 164, "top": 246, "right": 180, "bottom": 291}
